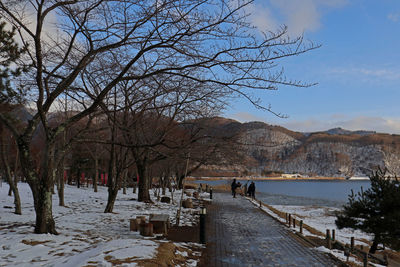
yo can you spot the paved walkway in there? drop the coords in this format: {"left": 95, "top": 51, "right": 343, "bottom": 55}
{"left": 200, "top": 192, "right": 340, "bottom": 267}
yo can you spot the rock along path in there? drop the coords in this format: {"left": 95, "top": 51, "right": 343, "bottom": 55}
{"left": 200, "top": 191, "right": 340, "bottom": 267}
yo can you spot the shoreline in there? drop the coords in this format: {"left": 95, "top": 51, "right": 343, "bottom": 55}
{"left": 187, "top": 176, "right": 359, "bottom": 181}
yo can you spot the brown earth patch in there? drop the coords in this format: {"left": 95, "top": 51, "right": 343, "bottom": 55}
{"left": 135, "top": 242, "right": 201, "bottom": 267}
{"left": 103, "top": 255, "right": 139, "bottom": 265}
{"left": 21, "top": 239, "right": 50, "bottom": 246}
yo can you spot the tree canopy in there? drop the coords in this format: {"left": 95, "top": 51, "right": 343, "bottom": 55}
{"left": 336, "top": 169, "right": 400, "bottom": 253}
{"left": 0, "top": 0, "right": 318, "bottom": 234}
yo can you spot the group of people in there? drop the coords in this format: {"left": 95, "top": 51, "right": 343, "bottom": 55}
{"left": 231, "top": 179, "right": 255, "bottom": 199}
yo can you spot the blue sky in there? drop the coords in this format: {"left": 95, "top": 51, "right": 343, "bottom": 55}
{"left": 225, "top": 0, "right": 400, "bottom": 134}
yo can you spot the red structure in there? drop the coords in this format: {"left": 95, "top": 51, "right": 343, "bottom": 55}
{"left": 81, "top": 172, "right": 85, "bottom": 185}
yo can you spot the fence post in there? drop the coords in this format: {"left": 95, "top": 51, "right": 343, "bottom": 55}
{"left": 210, "top": 188, "right": 213, "bottom": 199}
{"left": 288, "top": 214, "right": 291, "bottom": 227}
{"left": 363, "top": 252, "right": 368, "bottom": 267}
{"left": 344, "top": 244, "right": 350, "bottom": 262}
{"left": 293, "top": 218, "right": 296, "bottom": 228}
{"left": 326, "top": 229, "right": 332, "bottom": 249}
{"left": 332, "top": 229, "right": 335, "bottom": 241}
{"left": 351, "top": 237, "right": 355, "bottom": 252}
{"left": 300, "top": 220, "right": 303, "bottom": 234}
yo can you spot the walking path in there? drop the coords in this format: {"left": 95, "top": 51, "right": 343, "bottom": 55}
{"left": 200, "top": 192, "right": 341, "bottom": 267}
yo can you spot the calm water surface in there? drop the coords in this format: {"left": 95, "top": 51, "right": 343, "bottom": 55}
{"left": 195, "top": 179, "right": 371, "bottom": 207}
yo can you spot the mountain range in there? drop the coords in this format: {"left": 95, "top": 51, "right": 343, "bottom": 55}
{"left": 200, "top": 117, "right": 400, "bottom": 177}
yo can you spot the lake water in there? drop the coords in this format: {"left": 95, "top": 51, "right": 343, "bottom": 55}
{"left": 194, "top": 179, "right": 371, "bottom": 207}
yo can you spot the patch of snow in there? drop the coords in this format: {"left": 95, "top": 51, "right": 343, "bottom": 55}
{"left": 0, "top": 182, "right": 202, "bottom": 266}
{"left": 269, "top": 204, "right": 373, "bottom": 247}
{"left": 314, "top": 246, "right": 362, "bottom": 266}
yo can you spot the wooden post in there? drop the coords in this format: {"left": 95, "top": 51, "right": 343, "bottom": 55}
{"left": 363, "top": 252, "right": 368, "bottom": 267}
{"left": 130, "top": 219, "right": 137, "bottom": 231}
{"left": 140, "top": 222, "right": 153, "bottom": 237}
{"left": 332, "top": 229, "right": 335, "bottom": 241}
{"left": 344, "top": 244, "right": 350, "bottom": 262}
{"left": 293, "top": 218, "right": 296, "bottom": 228}
{"left": 300, "top": 220, "right": 303, "bottom": 234}
{"left": 288, "top": 214, "right": 291, "bottom": 227}
{"left": 285, "top": 213, "right": 288, "bottom": 224}
{"left": 384, "top": 254, "right": 388, "bottom": 265}
{"left": 326, "top": 229, "right": 332, "bottom": 249}
{"left": 351, "top": 237, "right": 355, "bottom": 252}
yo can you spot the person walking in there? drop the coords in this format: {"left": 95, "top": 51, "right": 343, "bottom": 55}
{"left": 231, "top": 179, "right": 239, "bottom": 198}
{"left": 247, "top": 181, "right": 256, "bottom": 199}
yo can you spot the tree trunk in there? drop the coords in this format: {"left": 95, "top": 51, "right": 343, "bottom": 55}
{"left": 0, "top": 135, "right": 22, "bottom": 214}
{"left": 33, "top": 181, "right": 57, "bottom": 234}
{"left": 177, "top": 173, "right": 185, "bottom": 190}
{"left": 51, "top": 167, "right": 56, "bottom": 194}
{"left": 162, "top": 177, "right": 166, "bottom": 196}
{"left": 137, "top": 163, "right": 150, "bottom": 202}
{"left": 104, "top": 186, "right": 118, "bottom": 213}
{"left": 122, "top": 169, "right": 127, "bottom": 195}
{"left": 104, "top": 122, "right": 119, "bottom": 213}
{"left": 76, "top": 167, "right": 80, "bottom": 188}
{"left": 18, "top": 138, "right": 58, "bottom": 234}
{"left": 8, "top": 183, "right": 12, "bottom": 195}
{"left": 56, "top": 166, "right": 65, "bottom": 206}
{"left": 132, "top": 182, "right": 136, "bottom": 194}
{"left": 104, "top": 168, "right": 125, "bottom": 212}
{"left": 12, "top": 184, "right": 22, "bottom": 215}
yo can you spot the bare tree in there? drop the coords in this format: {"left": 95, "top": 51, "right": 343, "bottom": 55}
{"left": 0, "top": 0, "right": 318, "bottom": 234}
{"left": 0, "top": 119, "right": 22, "bottom": 214}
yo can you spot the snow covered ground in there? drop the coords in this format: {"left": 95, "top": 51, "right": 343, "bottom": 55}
{"left": 0, "top": 182, "right": 205, "bottom": 266}
{"left": 269, "top": 204, "right": 374, "bottom": 247}
{"left": 247, "top": 198, "right": 373, "bottom": 247}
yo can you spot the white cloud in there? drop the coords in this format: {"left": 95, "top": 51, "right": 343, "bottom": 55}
{"left": 328, "top": 67, "right": 400, "bottom": 80}
{"left": 240, "top": 2, "right": 278, "bottom": 33}
{"left": 230, "top": 111, "right": 266, "bottom": 122}
{"left": 247, "top": 0, "right": 348, "bottom": 36}
{"left": 2, "top": 2, "right": 60, "bottom": 46}
{"left": 270, "top": 0, "right": 321, "bottom": 36}
{"left": 388, "top": 13, "right": 400, "bottom": 22}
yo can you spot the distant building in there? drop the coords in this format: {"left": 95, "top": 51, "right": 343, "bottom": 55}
{"left": 282, "top": 173, "right": 302, "bottom": 178}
